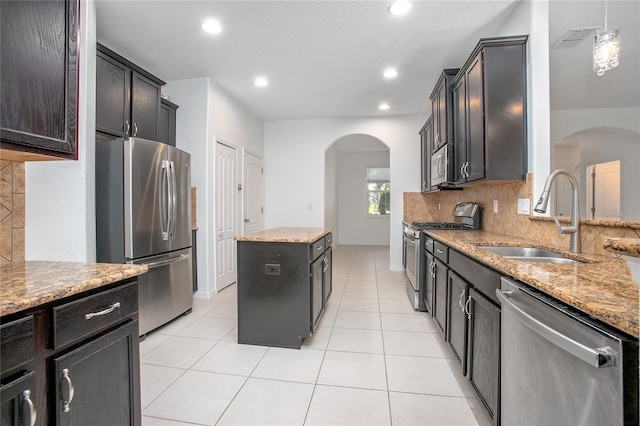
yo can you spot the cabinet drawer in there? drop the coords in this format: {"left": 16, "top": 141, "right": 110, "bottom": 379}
{"left": 311, "top": 239, "right": 325, "bottom": 260}
{"left": 0, "top": 316, "right": 34, "bottom": 374}
{"left": 449, "top": 249, "right": 501, "bottom": 305}
{"left": 434, "top": 241, "right": 448, "bottom": 263}
{"left": 324, "top": 233, "right": 333, "bottom": 248}
{"left": 52, "top": 282, "right": 138, "bottom": 349}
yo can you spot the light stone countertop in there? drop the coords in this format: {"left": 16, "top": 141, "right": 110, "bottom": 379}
{"left": 1, "top": 261, "right": 148, "bottom": 317}
{"left": 235, "top": 227, "right": 332, "bottom": 243}
{"left": 603, "top": 238, "right": 640, "bottom": 258}
{"left": 425, "top": 230, "right": 638, "bottom": 338}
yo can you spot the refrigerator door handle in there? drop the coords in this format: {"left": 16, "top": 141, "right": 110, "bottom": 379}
{"left": 161, "top": 160, "right": 171, "bottom": 241}
{"left": 144, "top": 253, "right": 190, "bottom": 269}
{"left": 169, "top": 160, "right": 177, "bottom": 239}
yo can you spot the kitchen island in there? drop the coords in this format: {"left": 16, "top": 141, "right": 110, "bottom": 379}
{"left": 0, "top": 261, "right": 147, "bottom": 426}
{"left": 235, "top": 227, "right": 332, "bottom": 349}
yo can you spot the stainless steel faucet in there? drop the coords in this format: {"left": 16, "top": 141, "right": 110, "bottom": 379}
{"left": 534, "top": 169, "right": 581, "bottom": 253}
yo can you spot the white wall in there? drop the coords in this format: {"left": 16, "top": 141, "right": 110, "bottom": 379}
{"left": 324, "top": 148, "right": 339, "bottom": 242}
{"left": 493, "top": 0, "right": 551, "bottom": 211}
{"left": 551, "top": 107, "right": 640, "bottom": 142}
{"left": 337, "top": 151, "right": 390, "bottom": 246}
{"left": 264, "top": 114, "right": 424, "bottom": 271}
{"left": 25, "top": 0, "right": 97, "bottom": 262}
{"left": 163, "top": 78, "right": 264, "bottom": 297}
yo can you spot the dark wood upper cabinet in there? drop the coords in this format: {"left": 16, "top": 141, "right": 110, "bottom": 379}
{"left": 429, "top": 69, "right": 458, "bottom": 154}
{"left": 158, "top": 98, "right": 179, "bottom": 146}
{"left": 96, "top": 44, "right": 164, "bottom": 142}
{"left": 96, "top": 51, "right": 131, "bottom": 138}
{"left": 452, "top": 35, "right": 528, "bottom": 185}
{"left": 419, "top": 117, "right": 432, "bottom": 192}
{"left": 0, "top": 0, "right": 79, "bottom": 161}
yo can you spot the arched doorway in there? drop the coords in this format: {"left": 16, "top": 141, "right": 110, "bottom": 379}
{"left": 552, "top": 126, "right": 640, "bottom": 220}
{"left": 324, "top": 134, "right": 391, "bottom": 246}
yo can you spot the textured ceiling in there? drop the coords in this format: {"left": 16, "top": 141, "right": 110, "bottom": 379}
{"left": 95, "top": 1, "right": 638, "bottom": 121}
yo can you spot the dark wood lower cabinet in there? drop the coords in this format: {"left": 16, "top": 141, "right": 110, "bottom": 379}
{"left": 53, "top": 320, "right": 140, "bottom": 426}
{"left": 433, "top": 258, "right": 448, "bottom": 338}
{"left": 447, "top": 271, "right": 468, "bottom": 374}
{"left": 467, "top": 287, "right": 500, "bottom": 425}
{"left": 1, "top": 371, "right": 36, "bottom": 426}
{"left": 0, "top": 279, "right": 141, "bottom": 426}
{"left": 322, "top": 248, "right": 333, "bottom": 303}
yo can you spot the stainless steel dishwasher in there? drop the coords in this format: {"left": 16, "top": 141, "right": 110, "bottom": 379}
{"left": 497, "top": 278, "right": 638, "bottom": 425}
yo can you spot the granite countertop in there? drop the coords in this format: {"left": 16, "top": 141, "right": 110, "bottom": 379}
{"left": 0, "top": 261, "right": 148, "bottom": 317}
{"left": 603, "top": 238, "right": 640, "bottom": 258}
{"left": 425, "top": 230, "right": 639, "bottom": 338}
{"left": 235, "top": 227, "right": 332, "bottom": 243}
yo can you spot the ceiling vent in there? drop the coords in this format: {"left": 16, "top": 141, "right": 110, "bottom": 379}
{"left": 551, "top": 26, "right": 602, "bottom": 49}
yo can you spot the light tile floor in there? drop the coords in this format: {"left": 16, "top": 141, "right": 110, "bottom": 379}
{"left": 140, "top": 245, "right": 491, "bottom": 426}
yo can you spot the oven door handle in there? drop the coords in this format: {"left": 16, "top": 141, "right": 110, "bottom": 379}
{"left": 496, "top": 290, "right": 616, "bottom": 368}
{"left": 404, "top": 236, "right": 418, "bottom": 246}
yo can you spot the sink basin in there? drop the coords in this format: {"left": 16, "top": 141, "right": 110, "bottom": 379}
{"left": 479, "top": 246, "right": 563, "bottom": 258}
{"left": 478, "top": 246, "right": 584, "bottom": 264}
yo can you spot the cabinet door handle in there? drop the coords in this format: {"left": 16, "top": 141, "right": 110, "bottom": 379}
{"left": 464, "top": 297, "right": 472, "bottom": 320}
{"left": 60, "top": 369, "right": 75, "bottom": 413}
{"left": 460, "top": 163, "right": 465, "bottom": 177}
{"left": 22, "top": 389, "right": 37, "bottom": 426}
{"left": 436, "top": 248, "right": 444, "bottom": 254}
{"left": 323, "top": 256, "right": 328, "bottom": 272}
{"left": 430, "top": 261, "right": 436, "bottom": 278}
{"left": 84, "top": 302, "right": 121, "bottom": 320}
{"left": 458, "top": 289, "right": 466, "bottom": 312}
{"left": 124, "top": 120, "right": 130, "bottom": 135}
{"left": 132, "top": 122, "right": 138, "bottom": 137}
{"left": 464, "top": 162, "right": 470, "bottom": 178}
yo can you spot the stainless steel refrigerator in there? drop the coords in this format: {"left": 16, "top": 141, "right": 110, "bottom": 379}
{"left": 96, "top": 137, "right": 193, "bottom": 336}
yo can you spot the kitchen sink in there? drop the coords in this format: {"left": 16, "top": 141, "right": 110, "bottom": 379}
{"left": 478, "top": 246, "right": 585, "bottom": 264}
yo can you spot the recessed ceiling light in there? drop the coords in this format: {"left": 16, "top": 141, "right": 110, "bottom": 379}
{"left": 383, "top": 68, "right": 398, "bottom": 79}
{"left": 254, "top": 77, "right": 268, "bottom": 87}
{"left": 388, "top": 0, "right": 412, "bottom": 16}
{"left": 202, "top": 19, "right": 222, "bottom": 34}
{"left": 379, "top": 103, "right": 391, "bottom": 111}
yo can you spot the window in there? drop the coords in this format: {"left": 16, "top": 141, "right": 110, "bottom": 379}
{"left": 367, "top": 167, "right": 390, "bottom": 215}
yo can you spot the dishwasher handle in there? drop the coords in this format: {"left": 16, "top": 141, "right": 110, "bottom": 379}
{"left": 496, "top": 289, "right": 616, "bottom": 368}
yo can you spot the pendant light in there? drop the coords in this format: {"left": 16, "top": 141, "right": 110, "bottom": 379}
{"left": 593, "top": 0, "right": 620, "bottom": 76}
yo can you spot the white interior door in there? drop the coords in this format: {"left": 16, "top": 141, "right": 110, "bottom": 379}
{"left": 215, "top": 141, "right": 237, "bottom": 291}
{"left": 588, "top": 160, "right": 620, "bottom": 220}
{"left": 243, "top": 151, "right": 263, "bottom": 234}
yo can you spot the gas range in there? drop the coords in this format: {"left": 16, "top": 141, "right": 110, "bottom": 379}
{"left": 403, "top": 202, "right": 480, "bottom": 238}
{"left": 404, "top": 221, "right": 474, "bottom": 238}
{"left": 403, "top": 202, "right": 480, "bottom": 312}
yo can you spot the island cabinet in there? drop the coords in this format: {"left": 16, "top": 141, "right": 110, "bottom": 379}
{"left": 0, "top": 278, "right": 142, "bottom": 426}
{"left": 452, "top": 35, "right": 528, "bottom": 186}
{"left": 0, "top": 0, "right": 79, "bottom": 161}
{"left": 96, "top": 44, "right": 165, "bottom": 141}
{"left": 236, "top": 229, "right": 332, "bottom": 349}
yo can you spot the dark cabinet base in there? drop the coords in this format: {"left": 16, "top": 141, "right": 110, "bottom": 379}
{"left": 237, "top": 242, "right": 312, "bottom": 349}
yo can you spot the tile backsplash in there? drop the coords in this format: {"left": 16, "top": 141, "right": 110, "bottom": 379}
{"left": 0, "top": 161, "right": 25, "bottom": 264}
{"left": 403, "top": 174, "right": 640, "bottom": 256}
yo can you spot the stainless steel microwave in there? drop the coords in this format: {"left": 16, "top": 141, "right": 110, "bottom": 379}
{"left": 431, "top": 145, "right": 448, "bottom": 187}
